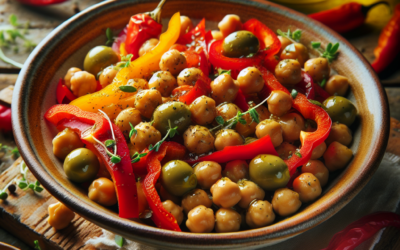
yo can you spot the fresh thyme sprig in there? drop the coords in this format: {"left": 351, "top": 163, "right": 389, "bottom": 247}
{"left": 131, "top": 152, "right": 148, "bottom": 163}
{"left": 120, "top": 54, "right": 133, "bottom": 68}
{"left": 105, "top": 28, "right": 114, "bottom": 46}
{"left": 148, "top": 120, "right": 178, "bottom": 152}
{"left": 215, "top": 68, "right": 231, "bottom": 77}
{"left": 311, "top": 42, "right": 340, "bottom": 63}
{"left": 211, "top": 96, "right": 268, "bottom": 132}
{"left": 277, "top": 29, "right": 302, "bottom": 43}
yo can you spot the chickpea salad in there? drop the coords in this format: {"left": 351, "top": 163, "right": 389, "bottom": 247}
{"left": 44, "top": 0, "right": 357, "bottom": 233}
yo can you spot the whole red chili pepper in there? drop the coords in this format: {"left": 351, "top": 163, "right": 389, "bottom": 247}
{"left": 371, "top": 4, "right": 400, "bottom": 74}
{"left": 309, "top": 1, "right": 389, "bottom": 34}
{"left": 144, "top": 141, "right": 186, "bottom": 231}
{"left": 44, "top": 105, "right": 139, "bottom": 219}
{"left": 0, "top": 104, "right": 12, "bottom": 132}
{"left": 323, "top": 212, "right": 400, "bottom": 250}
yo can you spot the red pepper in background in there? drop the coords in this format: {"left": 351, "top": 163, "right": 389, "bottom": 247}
{"left": 56, "top": 79, "right": 76, "bottom": 104}
{"left": 186, "top": 134, "right": 277, "bottom": 164}
{"left": 371, "top": 4, "right": 400, "bottom": 74}
{"left": 144, "top": 141, "right": 186, "bottom": 231}
{"left": 309, "top": 1, "right": 389, "bottom": 34}
{"left": 44, "top": 105, "right": 139, "bottom": 219}
{"left": 0, "top": 104, "right": 12, "bottom": 132}
{"left": 323, "top": 212, "right": 400, "bottom": 250}
{"left": 15, "top": 0, "right": 67, "bottom": 6}
{"left": 258, "top": 67, "right": 331, "bottom": 175}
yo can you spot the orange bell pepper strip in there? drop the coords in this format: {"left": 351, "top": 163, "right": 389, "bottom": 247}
{"left": 44, "top": 104, "right": 139, "bottom": 219}
{"left": 70, "top": 12, "right": 181, "bottom": 113}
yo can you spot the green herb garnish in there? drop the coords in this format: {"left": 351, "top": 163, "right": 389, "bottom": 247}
{"left": 291, "top": 89, "right": 298, "bottom": 98}
{"left": 277, "top": 29, "right": 302, "bottom": 42}
{"left": 149, "top": 120, "right": 178, "bottom": 152}
{"left": 216, "top": 68, "right": 231, "bottom": 76}
{"left": 105, "top": 28, "right": 114, "bottom": 46}
{"left": 311, "top": 41, "right": 340, "bottom": 63}
{"left": 119, "top": 85, "right": 137, "bottom": 93}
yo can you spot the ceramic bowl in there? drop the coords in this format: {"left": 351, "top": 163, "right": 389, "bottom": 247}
{"left": 12, "top": 0, "right": 389, "bottom": 248}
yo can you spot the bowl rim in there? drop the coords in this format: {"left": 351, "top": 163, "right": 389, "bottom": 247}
{"left": 12, "top": 0, "right": 390, "bottom": 247}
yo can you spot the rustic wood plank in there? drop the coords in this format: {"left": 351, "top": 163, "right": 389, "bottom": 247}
{"left": 0, "top": 85, "right": 13, "bottom": 106}
{"left": 0, "top": 158, "right": 102, "bottom": 249}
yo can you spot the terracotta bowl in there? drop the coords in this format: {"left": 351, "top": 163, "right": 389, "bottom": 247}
{"left": 12, "top": 0, "right": 389, "bottom": 248}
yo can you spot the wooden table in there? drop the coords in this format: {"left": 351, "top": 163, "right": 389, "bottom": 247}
{"left": 1, "top": 0, "right": 400, "bottom": 249}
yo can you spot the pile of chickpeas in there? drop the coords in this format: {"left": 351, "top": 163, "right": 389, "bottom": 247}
{"left": 50, "top": 13, "right": 356, "bottom": 232}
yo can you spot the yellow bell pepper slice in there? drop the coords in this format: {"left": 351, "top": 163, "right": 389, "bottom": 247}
{"left": 70, "top": 12, "right": 181, "bottom": 113}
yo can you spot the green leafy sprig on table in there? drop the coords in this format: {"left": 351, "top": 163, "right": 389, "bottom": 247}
{"left": 311, "top": 41, "right": 340, "bottom": 63}
{"left": 115, "top": 235, "right": 125, "bottom": 247}
{"left": 0, "top": 14, "right": 37, "bottom": 68}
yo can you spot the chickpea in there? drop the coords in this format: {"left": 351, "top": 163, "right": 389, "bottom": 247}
{"left": 114, "top": 107, "right": 142, "bottom": 140}
{"left": 134, "top": 89, "right": 162, "bottom": 119}
{"left": 237, "top": 67, "right": 265, "bottom": 95}
{"left": 304, "top": 57, "right": 330, "bottom": 83}
{"left": 194, "top": 161, "right": 222, "bottom": 189}
{"left": 190, "top": 96, "right": 217, "bottom": 125}
{"left": 48, "top": 202, "right": 75, "bottom": 230}
{"left": 139, "top": 38, "right": 159, "bottom": 57}
{"left": 211, "top": 74, "right": 239, "bottom": 104}
{"left": 159, "top": 185, "right": 181, "bottom": 205}
{"left": 255, "top": 119, "right": 283, "bottom": 147}
{"left": 137, "top": 181, "right": 149, "bottom": 214}
{"left": 325, "top": 123, "right": 352, "bottom": 146}
{"left": 99, "top": 66, "right": 118, "bottom": 88}
{"left": 180, "top": 16, "right": 194, "bottom": 36}
{"left": 311, "top": 142, "right": 327, "bottom": 160}
{"left": 70, "top": 71, "right": 97, "bottom": 97}
{"left": 246, "top": 200, "right": 275, "bottom": 229}
{"left": 237, "top": 179, "right": 265, "bottom": 209}
{"left": 278, "top": 36, "right": 292, "bottom": 54}
{"left": 325, "top": 75, "right": 350, "bottom": 96}
{"left": 186, "top": 205, "right": 215, "bottom": 233}
{"left": 52, "top": 128, "right": 84, "bottom": 159}
{"left": 211, "top": 177, "right": 242, "bottom": 208}
{"left": 149, "top": 71, "right": 177, "bottom": 97}
{"left": 276, "top": 142, "right": 297, "bottom": 160}
{"left": 222, "top": 160, "right": 249, "bottom": 183}
{"left": 211, "top": 30, "right": 223, "bottom": 40}
{"left": 280, "top": 43, "right": 309, "bottom": 66}
{"left": 177, "top": 67, "right": 203, "bottom": 86}
{"left": 302, "top": 160, "right": 329, "bottom": 187}
{"left": 216, "top": 103, "right": 241, "bottom": 121}
{"left": 130, "top": 122, "right": 162, "bottom": 152}
{"left": 218, "top": 14, "right": 242, "bottom": 38}
{"left": 127, "top": 78, "right": 149, "bottom": 91}
{"left": 181, "top": 189, "right": 212, "bottom": 214}
{"left": 236, "top": 113, "right": 257, "bottom": 137}
{"left": 215, "top": 208, "right": 242, "bottom": 233}
{"left": 293, "top": 173, "right": 322, "bottom": 203}
{"left": 267, "top": 90, "right": 292, "bottom": 117}
{"left": 88, "top": 177, "right": 117, "bottom": 206}
{"left": 162, "top": 200, "right": 184, "bottom": 225}
{"left": 183, "top": 126, "right": 215, "bottom": 155}
{"left": 323, "top": 141, "right": 353, "bottom": 171}
{"left": 249, "top": 102, "right": 271, "bottom": 121}
{"left": 159, "top": 49, "right": 187, "bottom": 76}
{"left": 275, "top": 59, "right": 302, "bottom": 86}
{"left": 64, "top": 67, "right": 81, "bottom": 89}
{"left": 279, "top": 113, "right": 305, "bottom": 141}
{"left": 272, "top": 188, "right": 302, "bottom": 217}
{"left": 214, "top": 129, "right": 244, "bottom": 151}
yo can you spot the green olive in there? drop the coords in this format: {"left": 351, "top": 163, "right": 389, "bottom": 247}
{"left": 161, "top": 160, "right": 197, "bottom": 196}
{"left": 222, "top": 31, "right": 260, "bottom": 58}
{"left": 249, "top": 154, "right": 290, "bottom": 191}
{"left": 83, "top": 46, "right": 119, "bottom": 75}
{"left": 63, "top": 148, "right": 100, "bottom": 183}
{"left": 152, "top": 101, "right": 192, "bottom": 135}
{"left": 323, "top": 96, "right": 357, "bottom": 126}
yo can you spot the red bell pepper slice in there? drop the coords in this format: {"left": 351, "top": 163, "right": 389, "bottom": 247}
{"left": 0, "top": 104, "right": 12, "bottom": 132}
{"left": 177, "top": 18, "right": 207, "bottom": 54}
{"left": 177, "top": 75, "right": 211, "bottom": 105}
{"left": 314, "top": 82, "right": 331, "bottom": 102}
{"left": 144, "top": 141, "right": 186, "bottom": 231}
{"left": 295, "top": 72, "right": 316, "bottom": 100}
{"left": 56, "top": 79, "right": 76, "bottom": 104}
{"left": 258, "top": 67, "right": 331, "bottom": 175}
{"left": 233, "top": 90, "right": 250, "bottom": 111}
{"left": 112, "top": 27, "right": 127, "bottom": 55}
{"left": 263, "top": 55, "right": 280, "bottom": 72}
{"left": 323, "top": 212, "right": 400, "bottom": 250}
{"left": 44, "top": 105, "right": 139, "bottom": 219}
{"left": 186, "top": 135, "right": 277, "bottom": 164}
{"left": 124, "top": 14, "right": 163, "bottom": 60}
{"left": 243, "top": 18, "right": 281, "bottom": 57}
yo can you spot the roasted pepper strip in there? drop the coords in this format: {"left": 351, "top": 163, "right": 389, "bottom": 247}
{"left": 295, "top": 72, "right": 316, "bottom": 100}
{"left": 144, "top": 141, "right": 186, "bottom": 231}
{"left": 56, "top": 79, "right": 76, "bottom": 104}
{"left": 371, "top": 4, "right": 400, "bottom": 73}
{"left": 70, "top": 12, "right": 181, "bottom": 113}
{"left": 44, "top": 105, "right": 138, "bottom": 219}
{"left": 258, "top": 67, "right": 331, "bottom": 175}
{"left": 186, "top": 135, "right": 277, "bottom": 164}
{"left": 309, "top": 2, "right": 389, "bottom": 34}
{"left": 323, "top": 212, "right": 400, "bottom": 250}
{"left": 177, "top": 76, "right": 210, "bottom": 105}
